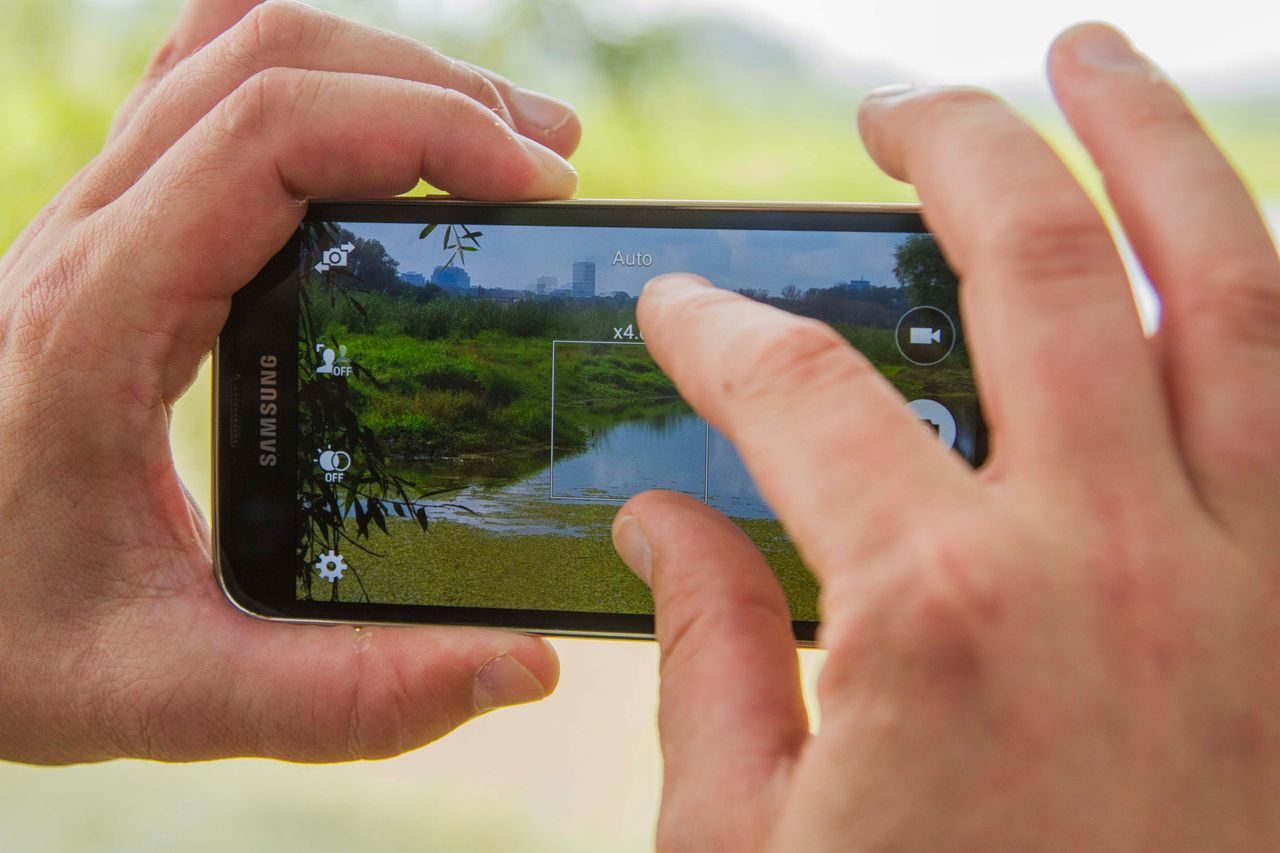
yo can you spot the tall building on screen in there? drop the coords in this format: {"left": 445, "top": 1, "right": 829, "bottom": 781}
{"left": 571, "top": 261, "right": 596, "bottom": 299}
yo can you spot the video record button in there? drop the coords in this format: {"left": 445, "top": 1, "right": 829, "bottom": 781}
{"left": 895, "top": 306, "right": 956, "bottom": 366}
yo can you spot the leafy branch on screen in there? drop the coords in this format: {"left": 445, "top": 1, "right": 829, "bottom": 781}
{"left": 296, "top": 220, "right": 483, "bottom": 602}
{"left": 419, "top": 222, "right": 482, "bottom": 268}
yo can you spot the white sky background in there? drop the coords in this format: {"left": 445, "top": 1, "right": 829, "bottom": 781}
{"left": 89, "top": 0, "right": 1278, "bottom": 93}
{"left": 398, "top": 0, "right": 1280, "bottom": 94}
{"left": 671, "top": 0, "right": 1279, "bottom": 87}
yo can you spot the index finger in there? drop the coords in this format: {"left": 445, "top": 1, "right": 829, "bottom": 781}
{"left": 637, "top": 274, "right": 976, "bottom": 578}
{"left": 32, "top": 69, "right": 576, "bottom": 402}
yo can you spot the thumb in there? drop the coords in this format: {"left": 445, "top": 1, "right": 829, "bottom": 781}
{"left": 613, "top": 491, "right": 808, "bottom": 850}
{"left": 126, "top": 601, "right": 560, "bottom": 762}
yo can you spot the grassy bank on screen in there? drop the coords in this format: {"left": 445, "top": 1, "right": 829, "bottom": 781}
{"left": 312, "top": 285, "right": 975, "bottom": 461}
{"left": 317, "top": 511, "right": 820, "bottom": 622}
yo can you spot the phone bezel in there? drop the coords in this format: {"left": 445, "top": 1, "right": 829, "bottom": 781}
{"left": 215, "top": 198, "right": 970, "bottom": 644}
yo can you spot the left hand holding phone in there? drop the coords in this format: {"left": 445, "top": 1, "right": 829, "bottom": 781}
{"left": 0, "top": 0, "right": 577, "bottom": 764}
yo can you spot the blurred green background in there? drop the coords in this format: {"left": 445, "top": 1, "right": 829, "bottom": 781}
{"left": 1, "top": 0, "right": 1276, "bottom": 850}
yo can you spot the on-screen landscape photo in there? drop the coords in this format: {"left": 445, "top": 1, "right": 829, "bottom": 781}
{"left": 297, "top": 219, "right": 978, "bottom": 621}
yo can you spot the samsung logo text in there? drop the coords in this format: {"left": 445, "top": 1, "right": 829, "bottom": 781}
{"left": 259, "top": 355, "right": 278, "bottom": 466}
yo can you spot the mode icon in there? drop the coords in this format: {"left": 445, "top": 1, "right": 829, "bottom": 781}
{"left": 315, "top": 242, "right": 354, "bottom": 273}
{"left": 895, "top": 306, "right": 956, "bottom": 366}
{"left": 909, "top": 326, "right": 942, "bottom": 345}
{"left": 317, "top": 446, "right": 351, "bottom": 482}
{"left": 315, "top": 344, "right": 352, "bottom": 377}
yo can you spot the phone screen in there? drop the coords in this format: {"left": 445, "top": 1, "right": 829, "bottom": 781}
{"left": 292, "top": 211, "right": 978, "bottom": 625}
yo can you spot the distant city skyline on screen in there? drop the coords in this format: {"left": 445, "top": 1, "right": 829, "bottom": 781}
{"left": 340, "top": 221, "right": 913, "bottom": 297}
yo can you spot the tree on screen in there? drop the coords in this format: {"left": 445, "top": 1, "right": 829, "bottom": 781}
{"left": 297, "top": 221, "right": 480, "bottom": 603}
{"left": 894, "top": 234, "right": 960, "bottom": 321}
{"left": 343, "top": 234, "right": 402, "bottom": 292}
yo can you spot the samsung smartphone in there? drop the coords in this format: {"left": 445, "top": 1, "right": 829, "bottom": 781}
{"left": 215, "top": 199, "right": 984, "bottom": 642}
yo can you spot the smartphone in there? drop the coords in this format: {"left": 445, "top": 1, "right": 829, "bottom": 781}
{"left": 215, "top": 199, "right": 984, "bottom": 642}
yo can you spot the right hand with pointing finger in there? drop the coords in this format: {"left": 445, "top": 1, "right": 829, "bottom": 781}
{"left": 0, "top": 0, "right": 577, "bottom": 765}
{"left": 617, "top": 22, "right": 1280, "bottom": 851}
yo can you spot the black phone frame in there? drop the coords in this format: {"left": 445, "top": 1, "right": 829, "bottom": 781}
{"left": 216, "top": 198, "right": 975, "bottom": 644}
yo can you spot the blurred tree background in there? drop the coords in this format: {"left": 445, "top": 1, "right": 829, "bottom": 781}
{"left": 5, "top": 0, "right": 1278, "bottom": 243}
{"left": 1, "top": 0, "right": 1276, "bottom": 850}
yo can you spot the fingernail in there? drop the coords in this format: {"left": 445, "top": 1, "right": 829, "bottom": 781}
{"left": 612, "top": 513, "right": 653, "bottom": 585}
{"left": 474, "top": 654, "right": 547, "bottom": 712}
{"left": 867, "top": 83, "right": 917, "bottom": 101}
{"left": 1067, "top": 24, "right": 1146, "bottom": 70}
{"left": 519, "top": 135, "right": 577, "bottom": 177}
{"left": 510, "top": 87, "right": 574, "bottom": 135}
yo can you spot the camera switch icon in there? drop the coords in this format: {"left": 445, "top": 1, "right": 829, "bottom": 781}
{"left": 315, "top": 242, "right": 355, "bottom": 273}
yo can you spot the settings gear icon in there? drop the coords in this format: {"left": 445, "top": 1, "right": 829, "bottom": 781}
{"left": 315, "top": 550, "right": 347, "bottom": 583}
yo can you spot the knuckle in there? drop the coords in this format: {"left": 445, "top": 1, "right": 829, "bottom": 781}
{"left": 1181, "top": 255, "right": 1280, "bottom": 350}
{"left": 11, "top": 273, "right": 61, "bottom": 349}
{"left": 726, "top": 319, "right": 872, "bottom": 407}
{"left": 237, "top": 0, "right": 317, "bottom": 61}
{"left": 1121, "top": 84, "right": 1205, "bottom": 142}
{"left": 407, "top": 81, "right": 487, "bottom": 135}
{"left": 331, "top": 647, "right": 475, "bottom": 761}
{"left": 472, "top": 78, "right": 506, "bottom": 116}
{"left": 141, "top": 37, "right": 182, "bottom": 84}
{"left": 435, "top": 80, "right": 505, "bottom": 130}
{"left": 215, "top": 66, "right": 314, "bottom": 141}
{"left": 419, "top": 81, "right": 480, "bottom": 117}
{"left": 819, "top": 530, "right": 1004, "bottom": 702}
{"left": 214, "top": 69, "right": 272, "bottom": 140}
{"left": 897, "top": 572, "right": 993, "bottom": 675}
{"left": 416, "top": 83, "right": 520, "bottom": 176}
{"left": 351, "top": 36, "right": 507, "bottom": 118}
{"left": 980, "top": 197, "right": 1117, "bottom": 289}
{"left": 654, "top": 591, "right": 717, "bottom": 683}
{"left": 436, "top": 52, "right": 505, "bottom": 112}
{"left": 9, "top": 240, "right": 89, "bottom": 353}
{"left": 337, "top": 656, "right": 411, "bottom": 760}
{"left": 656, "top": 590, "right": 785, "bottom": 694}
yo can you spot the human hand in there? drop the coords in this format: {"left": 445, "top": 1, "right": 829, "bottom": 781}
{"left": 615, "top": 23, "right": 1280, "bottom": 850}
{"left": 0, "top": 0, "right": 579, "bottom": 765}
